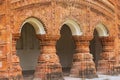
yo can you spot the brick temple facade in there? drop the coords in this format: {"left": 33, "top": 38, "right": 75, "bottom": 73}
{"left": 0, "top": 0, "right": 120, "bottom": 80}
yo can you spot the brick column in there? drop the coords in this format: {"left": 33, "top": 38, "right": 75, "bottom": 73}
{"left": 97, "top": 36, "right": 116, "bottom": 75}
{"left": 70, "top": 36, "right": 97, "bottom": 78}
{"left": 34, "top": 35, "right": 64, "bottom": 80}
{"left": 11, "top": 33, "right": 23, "bottom": 79}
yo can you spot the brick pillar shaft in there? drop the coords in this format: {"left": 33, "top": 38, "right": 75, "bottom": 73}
{"left": 97, "top": 36, "right": 116, "bottom": 75}
{"left": 34, "top": 35, "right": 64, "bottom": 80}
{"left": 70, "top": 36, "right": 97, "bottom": 78}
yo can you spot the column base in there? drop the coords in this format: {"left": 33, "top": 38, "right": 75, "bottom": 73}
{"left": 34, "top": 53, "right": 64, "bottom": 80}
{"left": 10, "top": 72, "right": 23, "bottom": 80}
{"left": 70, "top": 53, "right": 98, "bottom": 78}
{"left": 34, "top": 63, "right": 64, "bottom": 80}
{"left": 10, "top": 75, "right": 23, "bottom": 80}
{"left": 0, "top": 72, "right": 23, "bottom": 80}
{"left": 97, "top": 52, "right": 116, "bottom": 75}
{"left": 112, "top": 65, "right": 120, "bottom": 75}
{"left": 97, "top": 60, "right": 117, "bottom": 75}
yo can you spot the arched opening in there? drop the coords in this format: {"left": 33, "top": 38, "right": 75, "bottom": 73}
{"left": 89, "top": 29, "right": 102, "bottom": 68}
{"left": 56, "top": 24, "right": 75, "bottom": 76}
{"left": 16, "top": 23, "right": 40, "bottom": 78}
{"left": 56, "top": 19, "right": 82, "bottom": 76}
{"left": 90, "top": 23, "right": 109, "bottom": 70}
{"left": 16, "top": 18, "right": 46, "bottom": 79}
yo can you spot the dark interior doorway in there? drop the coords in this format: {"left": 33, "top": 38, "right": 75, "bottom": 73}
{"left": 56, "top": 24, "right": 75, "bottom": 76}
{"left": 89, "top": 29, "right": 102, "bottom": 69}
{"left": 16, "top": 23, "right": 40, "bottom": 78}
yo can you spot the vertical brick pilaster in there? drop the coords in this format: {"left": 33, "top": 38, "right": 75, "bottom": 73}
{"left": 11, "top": 33, "right": 23, "bottom": 80}
{"left": 0, "top": 33, "right": 23, "bottom": 80}
{"left": 0, "top": 42, "right": 8, "bottom": 79}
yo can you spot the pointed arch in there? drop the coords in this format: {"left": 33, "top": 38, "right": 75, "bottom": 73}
{"left": 20, "top": 17, "right": 46, "bottom": 34}
{"left": 62, "top": 19, "right": 83, "bottom": 35}
{"left": 95, "top": 23, "right": 109, "bottom": 37}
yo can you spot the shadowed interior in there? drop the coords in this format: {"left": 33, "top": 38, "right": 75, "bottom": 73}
{"left": 56, "top": 24, "right": 75, "bottom": 76}
{"left": 89, "top": 29, "right": 102, "bottom": 69}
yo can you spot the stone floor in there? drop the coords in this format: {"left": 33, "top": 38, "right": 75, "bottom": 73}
{"left": 23, "top": 70, "right": 120, "bottom": 80}
{"left": 24, "top": 75, "right": 120, "bottom": 80}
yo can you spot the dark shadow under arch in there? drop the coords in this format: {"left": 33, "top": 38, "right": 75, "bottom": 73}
{"left": 89, "top": 29, "right": 102, "bottom": 69}
{"left": 56, "top": 24, "right": 75, "bottom": 75}
{"left": 16, "top": 23, "right": 40, "bottom": 78}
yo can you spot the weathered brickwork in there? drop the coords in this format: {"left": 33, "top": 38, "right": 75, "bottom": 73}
{"left": 0, "top": 0, "right": 120, "bottom": 80}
